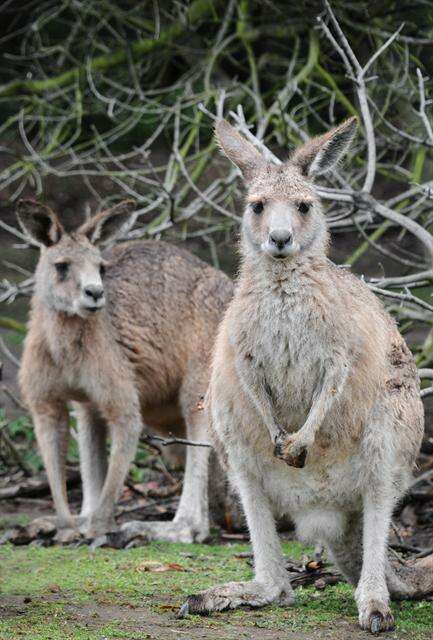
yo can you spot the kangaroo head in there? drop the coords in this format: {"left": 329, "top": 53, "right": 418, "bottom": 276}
{"left": 215, "top": 117, "right": 357, "bottom": 262}
{"left": 16, "top": 199, "right": 136, "bottom": 318}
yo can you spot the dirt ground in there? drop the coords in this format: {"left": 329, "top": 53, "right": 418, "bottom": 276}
{"left": 0, "top": 541, "right": 432, "bottom": 640}
{"left": 0, "top": 596, "right": 416, "bottom": 640}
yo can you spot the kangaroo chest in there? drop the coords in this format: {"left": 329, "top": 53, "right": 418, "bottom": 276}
{"left": 235, "top": 285, "right": 332, "bottom": 426}
{"left": 43, "top": 324, "right": 120, "bottom": 403}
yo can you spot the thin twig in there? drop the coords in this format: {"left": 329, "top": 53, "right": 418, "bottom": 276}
{"left": 144, "top": 433, "right": 212, "bottom": 448}
{"left": 0, "top": 337, "right": 20, "bottom": 368}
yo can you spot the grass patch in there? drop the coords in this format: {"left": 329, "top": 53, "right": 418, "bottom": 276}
{"left": 0, "top": 514, "right": 31, "bottom": 530}
{"left": 0, "top": 542, "right": 432, "bottom": 639}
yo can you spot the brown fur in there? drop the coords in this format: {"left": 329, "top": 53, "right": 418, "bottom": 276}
{"left": 22, "top": 240, "right": 231, "bottom": 420}
{"left": 18, "top": 199, "right": 233, "bottom": 539}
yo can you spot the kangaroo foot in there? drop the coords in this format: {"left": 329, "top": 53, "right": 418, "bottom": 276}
{"left": 26, "top": 515, "right": 85, "bottom": 543}
{"left": 120, "top": 519, "right": 210, "bottom": 544}
{"left": 178, "top": 579, "right": 294, "bottom": 617}
{"left": 81, "top": 515, "right": 117, "bottom": 540}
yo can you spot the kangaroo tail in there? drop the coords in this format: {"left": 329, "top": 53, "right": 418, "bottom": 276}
{"left": 387, "top": 554, "right": 433, "bottom": 599}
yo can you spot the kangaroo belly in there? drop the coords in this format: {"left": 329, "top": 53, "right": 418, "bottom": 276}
{"left": 225, "top": 419, "right": 365, "bottom": 521}
{"left": 264, "top": 455, "right": 363, "bottom": 510}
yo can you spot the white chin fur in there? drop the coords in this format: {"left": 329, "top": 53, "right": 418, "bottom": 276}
{"left": 261, "top": 241, "right": 300, "bottom": 260}
{"left": 73, "top": 299, "right": 105, "bottom": 318}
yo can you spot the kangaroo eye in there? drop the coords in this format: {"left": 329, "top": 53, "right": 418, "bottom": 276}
{"left": 298, "top": 202, "right": 311, "bottom": 215}
{"left": 251, "top": 201, "right": 264, "bottom": 215}
{"left": 55, "top": 261, "right": 69, "bottom": 279}
{"left": 99, "top": 263, "right": 106, "bottom": 278}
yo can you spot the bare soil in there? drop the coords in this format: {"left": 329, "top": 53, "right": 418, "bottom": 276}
{"left": 0, "top": 595, "right": 420, "bottom": 640}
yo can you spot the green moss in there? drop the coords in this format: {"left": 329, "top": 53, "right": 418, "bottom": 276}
{"left": 0, "top": 542, "right": 432, "bottom": 639}
{"left": 0, "top": 514, "right": 31, "bottom": 530}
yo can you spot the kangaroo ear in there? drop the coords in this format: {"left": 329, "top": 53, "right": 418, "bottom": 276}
{"left": 291, "top": 117, "right": 357, "bottom": 177}
{"left": 78, "top": 200, "right": 136, "bottom": 244}
{"left": 16, "top": 199, "right": 64, "bottom": 246}
{"left": 215, "top": 119, "right": 264, "bottom": 178}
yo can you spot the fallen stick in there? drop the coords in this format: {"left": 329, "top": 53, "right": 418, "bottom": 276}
{"left": 144, "top": 433, "right": 212, "bottom": 448}
{"left": 0, "top": 469, "right": 80, "bottom": 500}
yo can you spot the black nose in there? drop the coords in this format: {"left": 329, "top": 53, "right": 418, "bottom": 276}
{"left": 269, "top": 230, "right": 293, "bottom": 250}
{"left": 84, "top": 285, "right": 104, "bottom": 301}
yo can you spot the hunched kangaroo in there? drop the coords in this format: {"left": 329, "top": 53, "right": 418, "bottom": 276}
{"left": 18, "top": 199, "right": 233, "bottom": 541}
{"left": 180, "top": 118, "right": 432, "bottom": 632}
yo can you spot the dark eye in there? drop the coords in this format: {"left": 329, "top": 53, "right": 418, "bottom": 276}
{"left": 251, "top": 201, "right": 264, "bottom": 215}
{"left": 55, "top": 261, "right": 69, "bottom": 279}
{"left": 99, "top": 263, "right": 106, "bottom": 278}
{"left": 298, "top": 202, "right": 311, "bottom": 215}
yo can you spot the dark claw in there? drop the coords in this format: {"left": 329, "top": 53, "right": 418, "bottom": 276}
{"left": 177, "top": 594, "right": 211, "bottom": 617}
{"left": 89, "top": 534, "right": 108, "bottom": 550}
{"left": 370, "top": 613, "right": 382, "bottom": 635}
{"left": 177, "top": 602, "right": 190, "bottom": 619}
{"left": 368, "top": 611, "right": 395, "bottom": 634}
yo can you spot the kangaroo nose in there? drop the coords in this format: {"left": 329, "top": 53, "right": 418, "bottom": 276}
{"left": 269, "top": 230, "right": 293, "bottom": 250}
{"left": 84, "top": 284, "right": 104, "bottom": 301}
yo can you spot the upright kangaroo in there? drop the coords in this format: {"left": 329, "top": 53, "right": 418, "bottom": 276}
{"left": 180, "top": 119, "right": 432, "bottom": 632}
{"left": 18, "top": 199, "right": 233, "bottom": 541}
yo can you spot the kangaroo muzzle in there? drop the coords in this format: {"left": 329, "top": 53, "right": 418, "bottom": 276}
{"left": 262, "top": 208, "right": 299, "bottom": 259}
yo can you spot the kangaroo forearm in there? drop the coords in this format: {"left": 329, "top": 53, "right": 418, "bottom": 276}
{"left": 236, "top": 359, "right": 281, "bottom": 440}
{"left": 241, "top": 377, "right": 280, "bottom": 439}
{"left": 297, "top": 363, "right": 350, "bottom": 444}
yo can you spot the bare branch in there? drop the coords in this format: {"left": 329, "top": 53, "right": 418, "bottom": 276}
{"left": 144, "top": 433, "right": 212, "bottom": 449}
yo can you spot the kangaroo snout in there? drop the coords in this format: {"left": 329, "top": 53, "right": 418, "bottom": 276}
{"left": 265, "top": 226, "right": 298, "bottom": 259}
{"left": 260, "top": 206, "right": 300, "bottom": 260}
{"left": 84, "top": 284, "right": 104, "bottom": 301}
{"left": 82, "top": 283, "right": 105, "bottom": 312}
{"left": 269, "top": 229, "right": 293, "bottom": 251}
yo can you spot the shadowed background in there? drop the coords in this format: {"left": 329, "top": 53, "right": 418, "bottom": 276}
{"left": 1, "top": 0, "right": 433, "bottom": 547}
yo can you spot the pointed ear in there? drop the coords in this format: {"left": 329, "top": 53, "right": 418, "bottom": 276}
{"left": 291, "top": 117, "right": 357, "bottom": 177}
{"left": 215, "top": 119, "right": 264, "bottom": 178}
{"left": 16, "top": 199, "right": 64, "bottom": 246}
{"left": 78, "top": 200, "right": 136, "bottom": 244}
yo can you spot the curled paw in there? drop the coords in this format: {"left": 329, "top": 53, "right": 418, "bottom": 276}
{"left": 273, "top": 430, "right": 308, "bottom": 468}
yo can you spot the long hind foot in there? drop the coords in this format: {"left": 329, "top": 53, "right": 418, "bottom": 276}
{"left": 80, "top": 514, "right": 117, "bottom": 539}
{"left": 25, "top": 515, "right": 85, "bottom": 543}
{"left": 29, "top": 514, "right": 84, "bottom": 534}
{"left": 178, "top": 579, "right": 294, "bottom": 617}
{"left": 119, "top": 519, "right": 209, "bottom": 544}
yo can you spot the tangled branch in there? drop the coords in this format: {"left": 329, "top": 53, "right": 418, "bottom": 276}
{"left": 1, "top": 1, "right": 433, "bottom": 373}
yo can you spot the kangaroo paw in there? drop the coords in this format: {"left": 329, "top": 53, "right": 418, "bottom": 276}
{"left": 273, "top": 431, "right": 308, "bottom": 468}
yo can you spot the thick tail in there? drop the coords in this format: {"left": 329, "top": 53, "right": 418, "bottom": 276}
{"left": 387, "top": 554, "right": 433, "bottom": 599}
